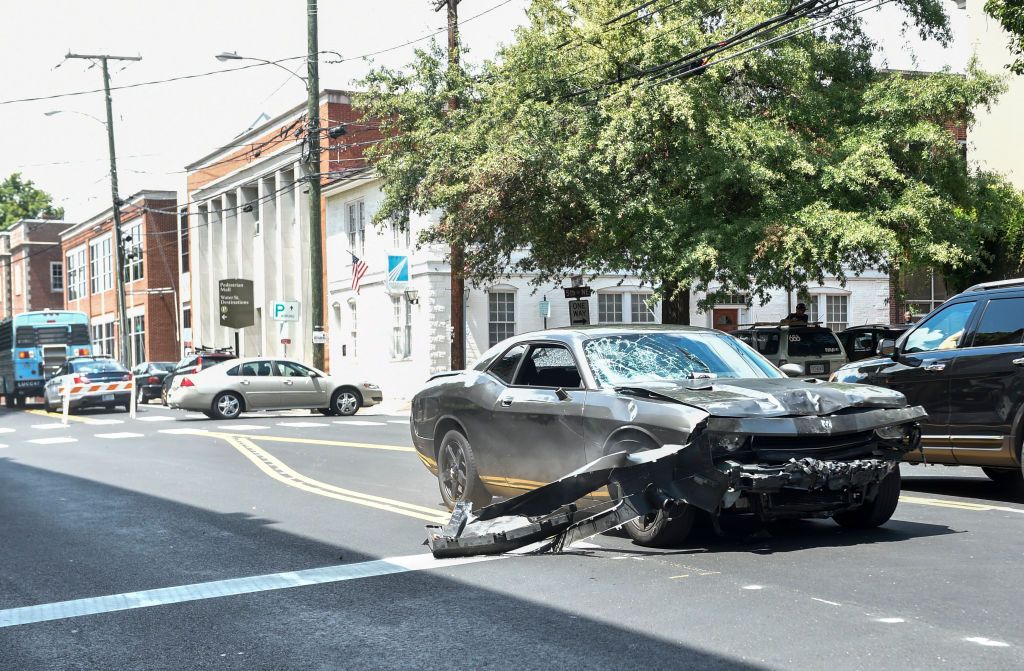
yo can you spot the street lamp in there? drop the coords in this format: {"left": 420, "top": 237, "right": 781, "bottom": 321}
{"left": 44, "top": 109, "right": 106, "bottom": 125}
{"left": 214, "top": 24, "right": 327, "bottom": 371}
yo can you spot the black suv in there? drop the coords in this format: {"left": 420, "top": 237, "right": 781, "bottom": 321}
{"left": 832, "top": 279, "right": 1024, "bottom": 485}
{"left": 160, "top": 349, "right": 237, "bottom": 405}
{"left": 836, "top": 324, "right": 911, "bottom": 362}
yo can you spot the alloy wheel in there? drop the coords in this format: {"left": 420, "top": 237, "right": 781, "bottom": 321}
{"left": 337, "top": 392, "right": 358, "bottom": 416}
{"left": 217, "top": 394, "right": 240, "bottom": 418}
{"left": 441, "top": 439, "right": 468, "bottom": 501}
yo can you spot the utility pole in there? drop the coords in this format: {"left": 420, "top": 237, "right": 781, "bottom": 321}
{"left": 306, "top": 0, "right": 325, "bottom": 371}
{"left": 66, "top": 52, "right": 141, "bottom": 367}
{"left": 435, "top": 0, "right": 465, "bottom": 370}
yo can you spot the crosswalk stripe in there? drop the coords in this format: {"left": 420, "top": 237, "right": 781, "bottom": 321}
{"left": 95, "top": 433, "right": 144, "bottom": 439}
{"left": 27, "top": 437, "right": 77, "bottom": 445}
{"left": 335, "top": 420, "right": 386, "bottom": 426}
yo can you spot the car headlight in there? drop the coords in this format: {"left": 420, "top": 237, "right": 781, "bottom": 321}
{"left": 875, "top": 424, "right": 907, "bottom": 441}
{"left": 362, "top": 383, "right": 380, "bottom": 390}
{"left": 709, "top": 433, "right": 749, "bottom": 456}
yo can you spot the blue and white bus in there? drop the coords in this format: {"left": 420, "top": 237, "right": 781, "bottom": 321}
{"left": 0, "top": 310, "right": 92, "bottom": 407}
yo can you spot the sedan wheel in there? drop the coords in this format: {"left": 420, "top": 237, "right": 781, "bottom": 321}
{"left": 211, "top": 392, "right": 243, "bottom": 420}
{"left": 437, "top": 430, "right": 491, "bottom": 510}
{"left": 332, "top": 388, "right": 362, "bottom": 417}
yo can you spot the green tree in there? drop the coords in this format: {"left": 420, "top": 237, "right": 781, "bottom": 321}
{"left": 985, "top": 0, "right": 1024, "bottom": 75}
{"left": 358, "top": 0, "right": 1021, "bottom": 316}
{"left": 0, "top": 173, "right": 64, "bottom": 230}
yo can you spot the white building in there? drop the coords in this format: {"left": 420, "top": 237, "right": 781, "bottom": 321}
{"left": 324, "top": 175, "right": 664, "bottom": 400}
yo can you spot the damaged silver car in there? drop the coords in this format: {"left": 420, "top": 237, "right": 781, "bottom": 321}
{"left": 411, "top": 326, "right": 925, "bottom": 555}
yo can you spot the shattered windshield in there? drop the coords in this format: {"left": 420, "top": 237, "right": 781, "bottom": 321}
{"left": 583, "top": 332, "right": 781, "bottom": 386}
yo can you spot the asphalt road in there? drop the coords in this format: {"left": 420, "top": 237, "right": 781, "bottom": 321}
{"left": 1, "top": 401, "right": 1022, "bottom": 670}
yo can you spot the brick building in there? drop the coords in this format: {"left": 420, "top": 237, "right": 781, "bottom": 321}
{"left": 181, "top": 89, "right": 380, "bottom": 365}
{"left": 61, "top": 191, "right": 180, "bottom": 365}
{"left": 0, "top": 219, "right": 74, "bottom": 319}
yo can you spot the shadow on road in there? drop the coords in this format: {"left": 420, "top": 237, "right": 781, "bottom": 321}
{"left": 901, "top": 475, "right": 1024, "bottom": 505}
{"left": 0, "top": 458, "right": 768, "bottom": 671}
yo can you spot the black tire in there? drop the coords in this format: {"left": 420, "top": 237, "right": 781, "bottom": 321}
{"left": 834, "top": 469, "right": 901, "bottom": 529}
{"left": 317, "top": 408, "right": 332, "bottom": 416}
{"left": 121, "top": 404, "right": 131, "bottom": 413}
{"left": 331, "top": 387, "right": 362, "bottom": 417}
{"left": 625, "top": 506, "right": 697, "bottom": 547}
{"left": 436, "top": 429, "right": 492, "bottom": 510}
{"left": 12, "top": 394, "right": 24, "bottom": 408}
{"left": 211, "top": 392, "right": 243, "bottom": 420}
{"left": 202, "top": 410, "right": 217, "bottom": 419}
{"left": 982, "top": 467, "right": 1024, "bottom": 486}
{"left": 44, "top": 395, "right": 57, "bottom": 413}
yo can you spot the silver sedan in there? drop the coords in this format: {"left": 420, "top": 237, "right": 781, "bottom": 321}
{"left": 166, "top": 357, "right": 382, "bottom": 419}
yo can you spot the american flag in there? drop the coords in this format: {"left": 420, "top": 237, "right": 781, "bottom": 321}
{"left": 351, "top": 253, "right": 369, "bottom": 294}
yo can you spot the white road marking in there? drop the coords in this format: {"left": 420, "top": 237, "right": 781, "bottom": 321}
{"left": 158, "top": 428, "right": 210, "bottom": 435}
{"left": 811, "top": 598, "right": 841, "bottom": 606}
{"left": 742, "top": 585, "right": 764, "bottom": 590}
{"left": 875, "top": 617, "right": 905, "bottom": 624}
{"left": 83, "top": 418, "right": 124, "bottom": 425}
{"left": 0, "top": 553, "right": 498, "bottom": 628}
{"left": 135, "top": 416, "right": 174, "bottom": 422}
{"left": 217, "top": 424, "right": 265, "bottom": 431}
{"left": 0, "top": 444, "right": 7, "bottom": 449}
{"left": 95, "top": 433, "right": 144, "bottom": 439}
{"left": 387, "top": 420, "right": 409, "bottom": 425}
{"left": 27, "top": 437, "right": 77, "bottom": 445}
{"left": 31, "top": 424, "right": 66, "bottom": 430}
{"left": 0, "top": 427, "right": 15, "bottom": 434}
{"left": 335, "top": 420, "right": 385, "bottom": 427}
{"left": 964, "top": 637, "right": 1010, "bottom": 648}
{"left": 276, "top": 421, "right": 325, "bottom": 428}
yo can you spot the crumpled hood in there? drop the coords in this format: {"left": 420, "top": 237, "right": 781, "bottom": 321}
{"left": 618, "top": 377, "right": 907, "bottom": 417}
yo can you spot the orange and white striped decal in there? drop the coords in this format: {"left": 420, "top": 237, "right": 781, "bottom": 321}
{"left": 57, "top": 380, "right": 134, "bottom": 395}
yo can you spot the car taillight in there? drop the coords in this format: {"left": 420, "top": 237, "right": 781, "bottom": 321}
{"left": 196, "top": 356, "right": 203, "bottom": 368}
{"left": 181, "top": 377, "right": 195, "bottom": 388}
{"left": 73, "top": 376, "right": 91, "bottom": 384}
{"left": 77, "top": 348, "right": 89, "bottom": 356}
{"left": 122, "top": 374, "right": 131, "bottom": 381}
{"left": 17, "top": 351, "right": 31, "bottom": 359}
{"left": 147, "top": 376, "right": 159, "bottom": 384}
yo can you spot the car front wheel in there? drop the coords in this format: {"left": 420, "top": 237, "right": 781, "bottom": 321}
{"left": 624, "top": 506, "right": 696, "bottom": 547}
{"left": 331, "top": 388, "right": 362, "bottom": 417}
{"left": 437, "top": 430, "right": 491, "bottom": 510}
{"left": 833, "top": 469, "right": 901, "bottom": 529}
{"left": 211, "top": 392, "right": 243, "bottom": 420}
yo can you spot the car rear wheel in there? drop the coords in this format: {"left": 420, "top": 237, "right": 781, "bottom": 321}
{"left": 437, "top": 430, "right": 491, "bottom": 510}
{"left": 331, "top": 388, "right": 362, "bottom": 417}
{"left": 833, "top": 469, "right": 901, "bottom": 529}
{"left": 625, "top": 506, "right": 697, "bottom": 547}
{"left": 211, "top": 392, "right": 243, "bottom": 420}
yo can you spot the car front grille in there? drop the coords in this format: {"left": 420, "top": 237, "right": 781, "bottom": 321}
{"left": 751, "top": 430, "right": 877, "bottom": 462}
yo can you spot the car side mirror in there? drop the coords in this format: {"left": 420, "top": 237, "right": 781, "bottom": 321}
{"left": 878, "top": 339, "right": 897, "bottom": 359}
{"left": 780, "top": 363, "right": 804, "bottom": 377}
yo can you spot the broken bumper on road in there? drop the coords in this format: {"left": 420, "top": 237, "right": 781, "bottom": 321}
{"left": 426, "top": 411, "right": 924, "bottom": 558}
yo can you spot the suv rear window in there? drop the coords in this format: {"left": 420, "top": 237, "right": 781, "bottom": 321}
{"left": 787, "top": 330, "right": 843, "bottom": 357}
{"left": 738, "top": 331, "right": 780, "bottom": 356}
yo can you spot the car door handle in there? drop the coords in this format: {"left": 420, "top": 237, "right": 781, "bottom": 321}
{"left": 239, "top": 380, "right": 250, "bottom": 385}
{"left": 500, "top": 396, "right": 513, "bottom": 407}
{"left": 1013, "top": 357, "right": 1024, "bottom": 367}
{"left": 923, "top": 362, "right": 946, "bottom": 372}
{"left": 283, "top": 380, "right": 294, "bottom": 386}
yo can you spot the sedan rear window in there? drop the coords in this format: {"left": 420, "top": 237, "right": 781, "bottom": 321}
{"left": 72, "top": 360, "right": 127, "bottom": 374}
{"left": 584, "top": 332, "right": 780, "bottom": 386}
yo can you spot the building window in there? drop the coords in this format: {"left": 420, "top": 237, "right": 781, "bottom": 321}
{"left": 488, "top": 291, "right": 516, "bottom": 347}
{"left": 390, "top": 295, "right": 411, "bottom": 359}
{"left": 130, "top": 314, "right": 145, "bottom": 366}
{"left": 349, "top": 301, "right": 357, "bottom": 358}
{"left": 630, "top": 293, "right": 655, "bottom": 323}
{"left": 66, "top": 247, "right": 86, "bottom": 301}
{"left": 598, "top": 293, "right": 623, "bottom": 323}
{"left": 347, "top": 200, "right": 366, "bottom": 256}
{"left": 179, "top": 208, "right": 190, "bottom": 274}
{"left": 182, "top": 306, "right": 192, "bottom": 330}
{"left": 91, "top": 322, "right": 115, "bottom": 357}
{"left": 825, "top": 295, "right": 848, "bottom": 331}
{"left": 90, "top": 236, "right": 112, "bottom": 293}
{"left": 123, "top": 221, "right": 143, "bottom": 283}
{"left": 50, "top": 262, "right": 63, "bottom": 292}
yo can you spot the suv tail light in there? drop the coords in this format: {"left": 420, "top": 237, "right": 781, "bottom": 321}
{"left": 196, "top": 356, "right": 203, "bottom": 369}
{"left": 180, "top": 377, "right": 195, "bottom": 388}
{"left": 77, "top": 348, "right": 89, "bottom": 356}
{"left": 147, "top": 376, "right": 159, "bottom": 384}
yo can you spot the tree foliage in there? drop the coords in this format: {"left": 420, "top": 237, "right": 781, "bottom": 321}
{"left": 985, "top": 0, "right": 1024, "bottom": 75}
{"left": 358, "top": 0, "right": 1020, "bottom": 308}
{"left": 0, "top": 173, "right": 64, "bottom": 231}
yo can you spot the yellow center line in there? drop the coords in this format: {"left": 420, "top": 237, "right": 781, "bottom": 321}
{"left": 224, "top": 436, "right": 449, "bottom": 524}
{"left": 221, "top": 432, "right": 414, "bottom": 452}
{"left": 900, "top": 494, "right": 1024, "bottom": 515}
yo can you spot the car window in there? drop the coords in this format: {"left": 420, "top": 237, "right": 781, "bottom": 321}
{"left": 748, "top": 332, "right": 780, "bottom": 356}
{"left": 852, "top": 333, "right": 876, "bottom": 354}
{"left": 151, "top": 362, "right": 175, "bottom": 372}
{"left": 903, "top": 302, "right": 976, "bottom": 353}
{"left": 786, "top": 330, "right": 843, "bottom": 357}
{"left": 72, "top": 359, "right": 126, "bottom": 374}
{"left": 970, "top": 297, "right": 1024, "bottom": 347}
{"left": 513, "top": 345, "right": 583, "bottom": 388}
{"left": 488, "top": 344, "right": 526, "bottom": 384}
{"left": 233, "top": 361, "right": 268, "bottom": 377}
{"left": 275, "top": 361, "right": 312, "bottom": 377}
{"left": 225, "top": 365, "right": 241, "bottom": 376}
{"left": 584, "top": 332, "right": 781, "bottom": 386}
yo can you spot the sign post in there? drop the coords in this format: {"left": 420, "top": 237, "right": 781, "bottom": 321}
{"left": 219, "top": 280, "right": 255, "bottom": 330}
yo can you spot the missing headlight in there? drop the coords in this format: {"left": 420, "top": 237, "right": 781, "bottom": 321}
{"left": 709, "top": 433, "right": 749, "bottom": 455}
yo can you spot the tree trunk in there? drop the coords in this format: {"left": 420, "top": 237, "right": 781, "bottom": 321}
{"left": 660, "top": 279, "right": 691, "bottom": 325}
